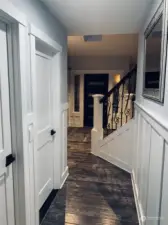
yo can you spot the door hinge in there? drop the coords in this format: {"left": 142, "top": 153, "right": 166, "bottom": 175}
{"left": 6, "top": 154, "right": 15, "bottom": 167}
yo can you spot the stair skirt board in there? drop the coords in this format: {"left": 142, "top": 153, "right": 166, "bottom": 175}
{"left": 39, "top": 189, "right": 58, "bottom": 223}
{"left": 99, "top": 151, "right": 131, "bottom": 173}
{"left": 131, "top": 172, "right": 145, "bottom": 225}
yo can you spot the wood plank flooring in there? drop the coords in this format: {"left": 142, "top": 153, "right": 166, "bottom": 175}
{"left": 41, "top": 128, "right": 138, "bottom": 225}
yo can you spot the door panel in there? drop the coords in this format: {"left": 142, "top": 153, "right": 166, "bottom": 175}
{"left": 84, "top": 74, "right": 109, "bottom": 127}
{"left": 0, "top": 21, "right": 15, "bottom": 225}
{"left": 35, "top": 52, "right": 54, "bottom": 209}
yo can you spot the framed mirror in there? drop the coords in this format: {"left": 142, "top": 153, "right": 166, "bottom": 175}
{"left": 143, "top": 2, "right": 167, "bottom": 103}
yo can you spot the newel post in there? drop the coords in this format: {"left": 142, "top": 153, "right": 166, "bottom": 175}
{"left": 91, "top": 94, "right": 104, "bottom": 155}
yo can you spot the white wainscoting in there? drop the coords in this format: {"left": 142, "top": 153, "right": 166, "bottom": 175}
{"left": 93, "top": 101, "right": 168, "bottom": 225}
{"left": 98, "top": 119, "right": 134, "bottom": 173}
{"left": 133, "top": 102, "right": 168, "bottom": 225}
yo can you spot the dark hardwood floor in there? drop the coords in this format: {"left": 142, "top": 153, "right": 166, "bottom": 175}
{"left": 41, "top": 128, "right": 138, "bottom": 225}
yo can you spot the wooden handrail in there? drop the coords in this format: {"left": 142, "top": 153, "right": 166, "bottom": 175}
{"left": 99, "top": 66, "right": 137, "bottom": 103}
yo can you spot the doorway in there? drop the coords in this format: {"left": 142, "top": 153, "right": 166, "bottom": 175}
{"left": 34, "top": 49, "right": 56, "bottom": 217}
{"left": 0, "top": 21, "right": 15, "bottom": 225}
{"left": 29, "top": 29, "right": 63, "bottom": 225}
{"left": 84, "top": 74, "right": 109, "bottom": 127}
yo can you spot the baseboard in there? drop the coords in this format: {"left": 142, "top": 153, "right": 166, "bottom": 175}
{"left": 39, "top": 189, "right": 58, "bottom": 223}
{"left": 99, "top": 151, "right": 131, "bottom": 173}
{"left": 131, "top": 172, "right": 145, "bottom": 225}
{"left": 91, "top": 151, "right": 98, "bottom": 156}
{"left": 60, "top": 166, "right": 69, "bottom": 189}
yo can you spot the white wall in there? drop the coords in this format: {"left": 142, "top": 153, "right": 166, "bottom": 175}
{"left": 133, "top": 0, "right": 168, "bottom": 224}
{"left": 69, "top": 55, "right": 131, "bottom": 72}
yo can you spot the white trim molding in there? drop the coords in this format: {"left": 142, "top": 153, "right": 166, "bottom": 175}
{"left": 60, "top": 166, "right": 69, "bottom": 189}
{"left": 29, "top": 24, "right": 62, "bottom": 52}
{"left": 99, "top": 151, "right": 132, "bottom": 173}
{"left": 0, "top": 0, "right": 27, "bottom": 26}
{"left": 0, "top": 5, "right": 29, "bottom": 225}
{"left": 60, "top": 102, "right": 69, "bottom": 189}
{"left": 135, "top": 101, "right": 168, "bottom": 142}
{"left": 131, "top": 172, "right": 145, "bottom": 225}
{"left": 29, "top": 24, "right": 63, "bottom": 225}
{"left": 61, "top": 102, "right": 69, "bottom": 112}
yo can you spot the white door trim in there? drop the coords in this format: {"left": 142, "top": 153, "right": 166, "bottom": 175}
{"left": 0, "top": 4, "right": 29, "bottom": 225}
{"left": 29, "top": 24, "right": 62, "bottom": 52}
{"left": 0, "top": 0, "right": 26, "bottom": 26}
{"left": 29, "top": 24, "right": 63, "bottom": 225}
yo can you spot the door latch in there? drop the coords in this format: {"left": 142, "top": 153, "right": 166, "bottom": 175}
{"left": 6, "top": 154, "right": 15, "bottom": 167}
{"left": 50, "top": 129, "right": 56, "bottom": 136}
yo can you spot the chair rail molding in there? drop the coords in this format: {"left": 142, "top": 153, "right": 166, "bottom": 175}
{"left": 135, "top": 101, "right": 168, "bottom": 142}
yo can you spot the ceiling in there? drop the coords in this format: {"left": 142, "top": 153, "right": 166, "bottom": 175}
{"left": 68, "top": 34, "right": 138, "bottom": 57}
{"left": 41, "top": 0, "right": 153, "bottom": 35}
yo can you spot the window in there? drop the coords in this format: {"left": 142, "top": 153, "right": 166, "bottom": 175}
{"left": 74, "top": 75, "right": 80, "bottom": 112}
{"left": 143, "top": 2, "right": 167, "bottom": 103}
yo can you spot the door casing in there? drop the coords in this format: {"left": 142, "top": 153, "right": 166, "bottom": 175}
{"left": 0, "top": 8, "right": 28, "bottom": 225}
{"left": 0, "top": 3, "right": 66, "bottom": 225}
{"left": 29, "top": 24, "right": 63, "bottom": 225}
{"left": 35, "top": 49, "right": 55, "bottom": 210}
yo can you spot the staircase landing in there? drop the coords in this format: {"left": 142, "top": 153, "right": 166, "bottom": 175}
{"left": 41, "top": 127, "right": 138, "bottom": 225}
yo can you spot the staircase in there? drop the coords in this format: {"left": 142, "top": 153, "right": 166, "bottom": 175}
{"left": 100, "top": 66, "right": 137, "bottom": 137}
{"left": 91, "top": 66, "right": 137, "bottom": 173}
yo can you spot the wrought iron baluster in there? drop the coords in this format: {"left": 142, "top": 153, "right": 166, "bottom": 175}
{"left": 111, "top": 109, "right": 114, "bottom": 131}
{"left": 106, "top": 98, "right": 112, "bottom": 135}
{"left": 100, "top": 66, "right": 137, "bottom": 138}
{"left": 124, "top": 76, "right": 131, "bottom": 123}
{"left": 120, "top": 82, "right": 125, "bottom": 127}
{"left": 112, "top": 88, "right": 119, "bottom": 130}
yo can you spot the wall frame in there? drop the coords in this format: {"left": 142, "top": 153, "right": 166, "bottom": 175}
{"left": 143, "top": 1, "right": 167, "bottom": 103}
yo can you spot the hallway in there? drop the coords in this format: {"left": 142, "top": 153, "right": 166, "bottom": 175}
{"left": 41, "top": 128, "right": 138, "bottom": 225}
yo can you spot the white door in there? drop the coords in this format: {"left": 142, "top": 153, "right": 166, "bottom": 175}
{"left": 35, "top": 51, "right": 55, "bottom": 209}
{"left": 0, "top": 22, "right": 15, "bottom": 225}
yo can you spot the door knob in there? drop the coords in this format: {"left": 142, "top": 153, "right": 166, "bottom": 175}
{"left": 50, "top": 129, "right": 56, "bottom": 136}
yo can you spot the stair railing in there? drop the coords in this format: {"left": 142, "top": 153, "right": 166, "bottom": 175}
{"left": 99, "top": 66, "right": 137, "bottom": 137}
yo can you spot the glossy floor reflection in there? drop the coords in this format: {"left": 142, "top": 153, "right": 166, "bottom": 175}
{"left": 41, "top": 128, "right": 138, "bottom": 225}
